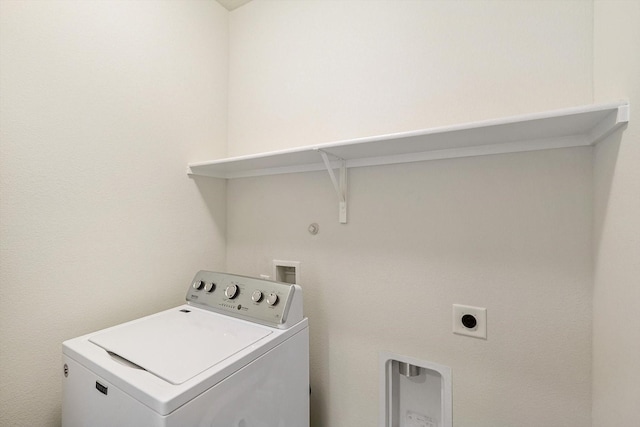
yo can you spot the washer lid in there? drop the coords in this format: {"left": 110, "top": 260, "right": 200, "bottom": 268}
{"left": 89, "top": 308, "right": 272, "bottom": 385}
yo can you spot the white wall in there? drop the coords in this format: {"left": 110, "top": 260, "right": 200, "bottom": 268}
{"left": 0, "top": 1, "right": 228, "bottom": 425}
{"left": 226, "top": 1, "right": 595, "bottom": 426}
{"left": 227, "top": 150, "right": 594, "bottom": 427}
{"left": 228, "top": 0, "right": 593, "bottom": 156}
{"left": 4, "top": 1, "right": 636, "bottom": 426}
{"left": 592, "top": 1, "right": 640, "bottom": 425}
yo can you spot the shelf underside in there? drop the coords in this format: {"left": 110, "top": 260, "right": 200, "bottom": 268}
{"left": 188, "top": 101, "right": 629, "bottom": 179}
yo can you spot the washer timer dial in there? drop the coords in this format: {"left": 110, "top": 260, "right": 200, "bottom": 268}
{"left": 225, "top": 284, "right": 239, "bottom": 299}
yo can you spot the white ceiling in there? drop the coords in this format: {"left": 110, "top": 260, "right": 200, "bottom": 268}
{"left": 215, "top": 0, "right": 253, "bottom": 11}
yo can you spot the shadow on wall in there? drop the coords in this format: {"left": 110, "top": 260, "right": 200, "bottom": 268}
{"left": 593, "top": 128, "right": 624, "bottom": 249}
{"left": 191, "top": 175, "right": 228, "bottom": 248}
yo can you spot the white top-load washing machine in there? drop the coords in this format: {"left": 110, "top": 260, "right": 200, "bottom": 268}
{"left": 62, "top": 271, "right": 309, "bottom": 427}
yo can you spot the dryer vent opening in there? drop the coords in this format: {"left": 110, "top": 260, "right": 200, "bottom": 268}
{"left": 273, "top": 260, "right": 300, "bottom": 284}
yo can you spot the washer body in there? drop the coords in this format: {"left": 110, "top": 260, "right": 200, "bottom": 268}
{"left": 62, "top": 271, "right": 309, "bottom": 427}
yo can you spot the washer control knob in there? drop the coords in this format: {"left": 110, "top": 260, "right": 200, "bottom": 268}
{"left": 193, "top": 280, "right": 205, "bottom": 291}
{"left": 204, "top": 282, "right": 216, "bottom": 293}
{"left": 251, "top": 290, "right": 263, "bottom": 302}
{"left": 266, "top": 292, "right": 279, "bottom": 306}
{"left": 225, "top": 284, "right": 239, "bottom": 299}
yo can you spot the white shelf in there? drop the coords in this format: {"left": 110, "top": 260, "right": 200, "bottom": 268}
{"left": 188, "top": 101, "right": 629, "bottom": 180}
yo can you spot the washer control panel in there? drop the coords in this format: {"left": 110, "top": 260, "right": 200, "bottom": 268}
{"left": 186, "top": 271, "right": 298, "bottom": 327}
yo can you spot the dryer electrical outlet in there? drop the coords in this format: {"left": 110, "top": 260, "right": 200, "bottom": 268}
{"left": 452, "top": 304, "right": 487, "bottom": 339}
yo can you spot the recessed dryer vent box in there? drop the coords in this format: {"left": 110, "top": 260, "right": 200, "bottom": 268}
{"left": 379, "top": 352, "right": 452, "bottom": 427}
{"left": 273, "top": 260, "right": 300, "bottom": 285}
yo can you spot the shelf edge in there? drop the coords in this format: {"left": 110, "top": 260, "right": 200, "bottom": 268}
{"left": 187, "top": 101, "right": 630, "bottom": 179}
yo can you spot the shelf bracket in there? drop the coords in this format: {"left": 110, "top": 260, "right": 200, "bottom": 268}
{"left": 317, "top": 149, "right": 348, "bottom": 224}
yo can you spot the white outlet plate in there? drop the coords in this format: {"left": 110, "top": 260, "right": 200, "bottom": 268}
{"left": 452, "top": 304, "right": 487, "bottom": 339}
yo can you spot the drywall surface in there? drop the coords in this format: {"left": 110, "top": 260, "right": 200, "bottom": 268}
{"left": 227, "top": 0, "right": 593, "bottom": 156}
{"left": 592, "top": 1, "right": 640, "bottom": 425}
{"left": 226, "top": 148, "right": 594, "bottom": 427}
{"left": 225, "top": 1, "right": 595, "bottom": 426}
{"left": 0, "top": 1, "right": 228, "bottom": 425}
